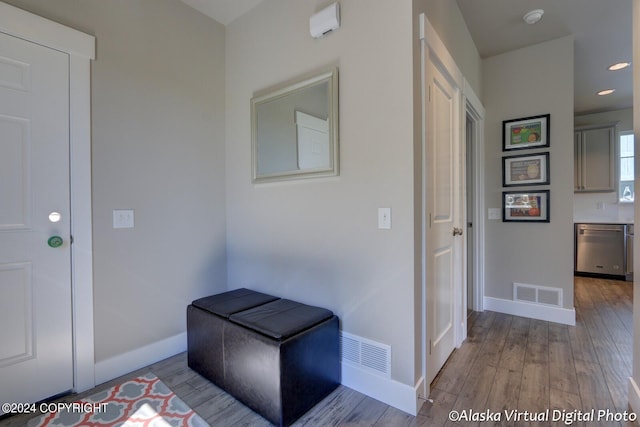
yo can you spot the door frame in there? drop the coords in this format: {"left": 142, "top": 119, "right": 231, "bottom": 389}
{"left": 419, "top": 13, "right": 485, "bottom": 396}
{"left": 0, "top": 2, "right": 96, "bottom": 393}
{"left": 462, "top": 86, "right": 485, "bottom": 315}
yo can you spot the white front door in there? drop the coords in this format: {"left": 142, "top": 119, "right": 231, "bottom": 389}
{"left": 0, "top": 31, "right": 73, "bottom": 408}
{"left": 425, "top": 58, "right": 463, "bottom": 385}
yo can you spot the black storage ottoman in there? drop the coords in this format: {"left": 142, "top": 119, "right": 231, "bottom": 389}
{"left": 225, "top": 299, "right": 340, "bottom": 426}
{"left": 186, "top": 289, "right": 340, "bottom": 427}
{"left": 187, "top": 288, "right": 279, "bottom": 387}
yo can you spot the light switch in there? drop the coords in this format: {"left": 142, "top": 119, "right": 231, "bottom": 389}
{"left": 488, "top": 208, "right": 501, "bottom": 220}
{"left": 113, "top": 209, "right": 134, "bottom": 229}
{"left": 378, "top": 208, "right": 391, "bottom": 229}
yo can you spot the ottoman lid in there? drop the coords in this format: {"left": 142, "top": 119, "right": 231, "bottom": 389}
{"left": 229, "top": 299, "right": 334, "bottom": 340}
{"left": 192, "top": 288, "right": 279, "bottom": 319}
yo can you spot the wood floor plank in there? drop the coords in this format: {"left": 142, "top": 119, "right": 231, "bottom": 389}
{"left": 480, "top": 368, "right": 522, "bottom": 427}
{"left": 585, "top": 280, "right": 633, "bottom": 364}
{"left": 417, "top": 387, "right": 458, "bottom": 426}
{"left": 573, "top": 359, "right": 619, "bottom": 424}
{"left": 373, "top": 406, "right": 418, "bottom": 427}
{"left": 517, "top": 362, "right": 549, "bottom": 416}
{"left": 339, "top": 395, "right": 388, "bottom": 426}
{"left": 569, "top": 307, "right": 599, "bottom": 364}
{"left": 548, "top": 323, "right": 579, "bottom": 394}
{"left": 474, "top": 312, "right": 513, "bottom": 368}
{"left": 497, "top": 316, "right": 531, "bottom": 372}
{"left": 549, "top": 388, "right": 583, "bottom": 427}
{"left": 430, "top": 323, "right": 490, "bottom": 395}
{"left": 294, "top": 386, "right": 365, "bottom": 427}
{"left": 450, "top": 364, "right": 497, "bottom": 417}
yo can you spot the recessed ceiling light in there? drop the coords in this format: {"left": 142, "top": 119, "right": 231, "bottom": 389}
{"left": 597, "top": 89, "right": 616, "bottom": 96}
{"left": 608, "top": 62, "right": 631, "bottom": 71}
{"left": 523, "top": 9, "right": 544, "bottom": 25}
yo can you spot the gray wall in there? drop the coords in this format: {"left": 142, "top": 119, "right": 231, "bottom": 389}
{"left": 225, "top": 0, "right": 418, "bottom": 386}
{"left": 482, "top": 36, "right": 575, "bottom": 308}
{"left": 3, "top": 0, "right": 228, "bottom": 362}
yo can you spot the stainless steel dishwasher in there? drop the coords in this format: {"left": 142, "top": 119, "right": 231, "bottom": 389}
{"left": 575, "top": 223, "right": 627, "bottom": 279}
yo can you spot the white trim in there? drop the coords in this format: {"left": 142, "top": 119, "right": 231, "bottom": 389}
{"left": 69, "top": 56, "right": 95, "bottom": 393}
{"left": 0, "top": 1, "right": 95, "bottom": 393}
{"left": 419, "top": 15, "right": 429, "bottom": 401}
{"left": 463, "top": 81, "right": 486, "bottom": 314}
{"left": 483, "top": 297, "right": 576, "bottom": 326}
{"left": 341, "top": 362, "right": 425, "bottom": 416}
{"left": 95, "top": 333, "right": 187, "bottom": 386}
{"left": 419, "top": 13, "right": 464, "bottom": 90}
{"left": 628, "top": 377, "right": 640, "bottom": 416}
{"left": 0, "top": 2, "right": 94, "bottom": 59}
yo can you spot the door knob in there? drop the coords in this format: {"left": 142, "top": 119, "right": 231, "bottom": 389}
{"left": 48, "top": 236, "right": 63, "bottom": 248}
{"left": 453, "top": 227, "right": 464, "bottom": 236}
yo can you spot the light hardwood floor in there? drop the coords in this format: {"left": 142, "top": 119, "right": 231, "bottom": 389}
{"left": 1, "top": 276, "right": 635, "bottom": 426}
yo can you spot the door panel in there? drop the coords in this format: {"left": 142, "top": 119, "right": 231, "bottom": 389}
{"left": 433, "top": 79, "right": 453, "bottom": 223}
{"left": 426, "top": 59, "right": 461, "bottom": 385}
{"left": 0, "top": 115, "right": 30, "bottom": 229}
{"left": 0, "top": 32, "right": 72, "bottom": 409}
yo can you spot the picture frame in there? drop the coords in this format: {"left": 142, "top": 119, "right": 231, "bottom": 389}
{"left": 503, "top": 114, "right": 550, "bottom": 151}
{"left": 502, "top": 152, "right": 549, "bottom": 187}
{"left": 503, "top": 190, "right": 550, "bottom": 222}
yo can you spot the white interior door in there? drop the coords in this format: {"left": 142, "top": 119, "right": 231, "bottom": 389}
{"left": 0, "top": 31, "right": 73, "bottom": 409}
{"left": 296, "top": 110, "right": 330, "bottom": 170}
{"left": 425, "top": 58, "right": 463, "bottom": 385}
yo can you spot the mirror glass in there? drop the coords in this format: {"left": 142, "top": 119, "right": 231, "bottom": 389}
{"left": 252, "top": 68, "right": 339, "bottom": 183}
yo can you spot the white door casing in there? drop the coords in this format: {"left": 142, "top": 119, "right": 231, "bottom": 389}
{"left": 0, "top": 2, "right": 95, "bottom": 396}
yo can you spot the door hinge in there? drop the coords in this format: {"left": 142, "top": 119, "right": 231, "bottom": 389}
{"left": 429, "top": 213, "right": 432, "bottom": 228}
{"left": 70, "top": 235, "right": 74, "bottom": 245}
{"left": 429, "top": 339, "right": 432, "bottom": 355}
{"left": 428, "top": 84, "right": 431, "bottom": 102}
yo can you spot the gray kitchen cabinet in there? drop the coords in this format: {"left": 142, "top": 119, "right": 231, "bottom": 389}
{"left": 574, "top": 123, "right": 616, "bottom": 192}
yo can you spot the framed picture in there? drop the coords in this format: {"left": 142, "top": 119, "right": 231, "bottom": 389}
{"left": 503, "top": 114, "right": 550, "bottom": 151}
{"left": 503, "top": 190, "right": 550, "bottom": 222}
{"left": 502, "top": 152, "right": 549, "bottom": 187}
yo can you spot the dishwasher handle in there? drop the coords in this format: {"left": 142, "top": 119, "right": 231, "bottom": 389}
{"left": 579, "top": 227, "right": 624, "bottom": 234}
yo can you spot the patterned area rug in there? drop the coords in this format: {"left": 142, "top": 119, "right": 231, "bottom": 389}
{"left": 28, "top": 373, "right": 208, "bottom": 426}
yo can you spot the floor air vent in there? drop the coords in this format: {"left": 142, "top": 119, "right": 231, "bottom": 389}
{"left": 513, "top": 282, "right": 563, "bottom": 307}
{"left": 340, "top": 331, "right": 391, "bottom": 378}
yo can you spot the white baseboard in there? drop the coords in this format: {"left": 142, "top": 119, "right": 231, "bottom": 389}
{"left": 341, "top": 362, "right": 424, "bottom": 416}
{"left": 94, "top": 332, "right": 187, "bottom": 385}
{"left": 628, "top": 377, "right": 640, "bottom": 418}
{"left": 484, "top": 297, "right": 575, "bottom": 326}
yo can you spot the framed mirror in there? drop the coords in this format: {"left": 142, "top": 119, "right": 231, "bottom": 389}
{"left": 251, "top": 68, "right": 339, "bottom": 183}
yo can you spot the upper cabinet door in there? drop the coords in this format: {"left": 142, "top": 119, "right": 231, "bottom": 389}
{"left": 575, "top": 124, "right": 616, "bottom": 193}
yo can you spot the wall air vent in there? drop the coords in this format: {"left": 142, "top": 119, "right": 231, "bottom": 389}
{"left": 340, "top": 331, "right": 391, "bottom": 378}
{"left": 513, "top": 282, "right": 562, "bottom": 307}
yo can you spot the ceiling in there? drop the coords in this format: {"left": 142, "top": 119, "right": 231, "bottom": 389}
{"left": 455, "top": 0, "right": 633, "bottom": 115}
{"left": 181, "top": 0, "right": 632, "bottom": 115}
{"left": 179, "top": 0, "right": 263, "bottom": 25}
